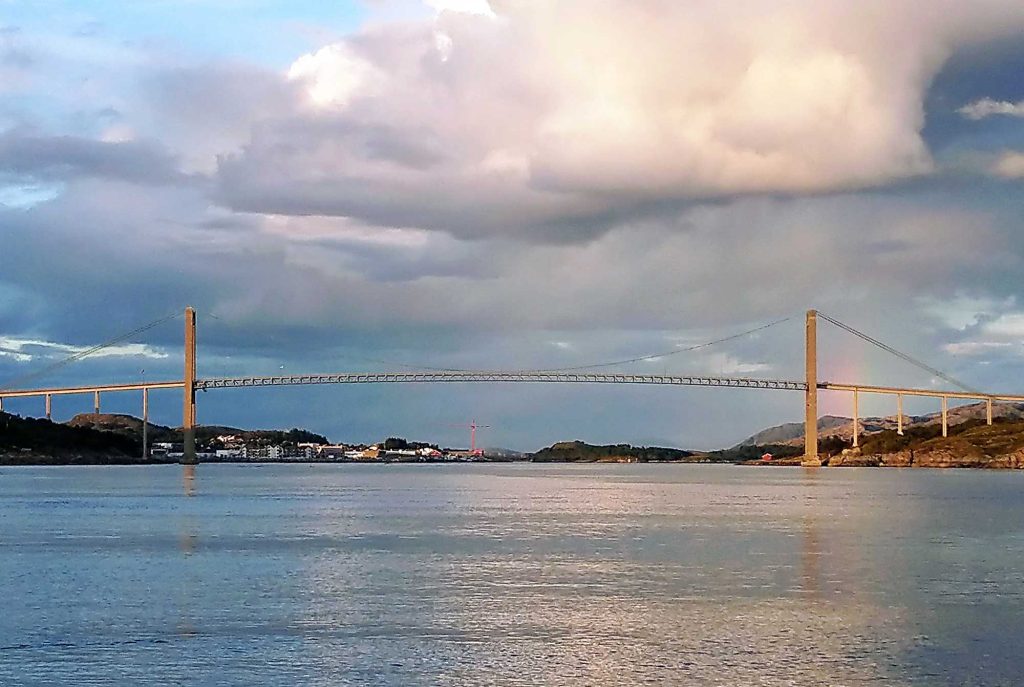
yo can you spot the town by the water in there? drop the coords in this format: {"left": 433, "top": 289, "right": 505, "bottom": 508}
{"left": 156, "top": 435, "right": 493, "bottom": 463}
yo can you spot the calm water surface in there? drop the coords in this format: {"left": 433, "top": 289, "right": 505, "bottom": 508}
{"left": 1, "top": 463, "right": 1023, "bottom": 686}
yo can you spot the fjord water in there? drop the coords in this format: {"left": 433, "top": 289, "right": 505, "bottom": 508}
{"left": 1, "top": 464, "right": 1022, "bottom": 686}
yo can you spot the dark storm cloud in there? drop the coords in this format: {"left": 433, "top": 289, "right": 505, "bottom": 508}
{"left": 923, "top": 35, "right": 1024, "bottom": 155}
{"left": 144, "top": 62, "right": 297, "bottom": 135}
{"left": 3, "top": 170, "right": 1022, "bottom": 446}
{"left": 0, "top": 130, "right": 188, "bottom": 185}
{"left": 1, "top": 48, "right": 33, "bottom": 69}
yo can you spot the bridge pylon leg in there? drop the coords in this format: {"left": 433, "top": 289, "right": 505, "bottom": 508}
{"left": 802, "top": 310, "right": 822, "bottom": 467}
{"left": 182, "top": 306, "right": 198, "bottom": 466}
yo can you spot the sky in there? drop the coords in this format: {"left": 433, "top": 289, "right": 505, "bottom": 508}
{"left": 2, "top": 0, "right": 1024, "bottom": 451}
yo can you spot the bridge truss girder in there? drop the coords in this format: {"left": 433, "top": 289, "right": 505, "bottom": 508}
{"left": 193, "top": 372, "right": 809, "bottom": 392}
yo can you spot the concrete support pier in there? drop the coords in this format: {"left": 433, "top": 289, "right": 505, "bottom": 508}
{"left": 941, "top": 396, "right": 948, "bottom": 438}
{"left": 142, "top": 387, "right": 149, "bottom": 461}
{"left": 897, "top": 394, "right": 904, "bottom": 436}
{"left": 181, "top": 306, "right": 198, "bottom": 466}
{"left": 852, "top": 389, "right": 859, "bottom": 448}
{"left": 802, "top": 309, "right": 821, "bottom": 467}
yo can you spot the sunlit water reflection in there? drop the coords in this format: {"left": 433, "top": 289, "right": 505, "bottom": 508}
{"left": 1, "top": 463, "right": 1022, "bottom": 685}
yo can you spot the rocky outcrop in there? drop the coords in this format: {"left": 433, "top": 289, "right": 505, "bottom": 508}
{"left": 816, "top": 418, "right": 1024, "bottom": 469}
{"left": 827, "top": 448, "right": 881, "bottom": 467}
{"left": 879, "top": 450, "right": 914, "bottom": 468}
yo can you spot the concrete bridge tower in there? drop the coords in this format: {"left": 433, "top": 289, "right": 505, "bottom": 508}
{"left": 182, "top": 307, "right": 197, "bottom": 465}
{"left": 802, "top": 309, "right": 821, "bottom": 467}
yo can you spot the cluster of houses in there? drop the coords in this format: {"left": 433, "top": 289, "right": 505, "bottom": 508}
{"left": 150, "top": 435, "right": 481, "bottom": 463}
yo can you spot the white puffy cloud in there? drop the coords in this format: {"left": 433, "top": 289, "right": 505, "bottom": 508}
{"left": 992, "top": 151, "right": 1024, "bottom": 178}
{"left": 0, "top": 336, "right": 168, "bottom": 364}
{"left": 958, "top": 98, "right": 1024, "bottom": 120}
{"left": 287, "top": 43, "right": 381, "bottom": 109}
{"left": 215, "top": 0, "right": 1024, "bottom": 239}
{"left": 701, "top": 352, "right": 772, "bottom": 376}
{"left": 983, "top": 313, "right": 1024, "bottom": 338}
{"left": 920, "top": 294, "right": 1015, "bottom": 331}
{"left": 424, "top": 0, "right": 495, "bottom": 17}
{"left": 943, "top": 341, "right": 1015, "bottom": 357}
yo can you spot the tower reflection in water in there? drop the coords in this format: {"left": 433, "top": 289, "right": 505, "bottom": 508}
{"left": 801, "top": 469, "right": 823, "bottom": 599}
{"left": 182, "top": 463, "right": 196, "bottom": 499}
{"left": 178, "top": 464, "right": 198, "bottom": 638}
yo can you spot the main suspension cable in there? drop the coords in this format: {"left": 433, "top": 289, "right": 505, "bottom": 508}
{"left": 0, "top": 311, "right": 180, "bottom": 391}
{"left": 524, "top": 316, "right": 794, "bottom": 373}
{"left": 307, "top": 316, "right": 794, "bottom": 375}
{"left": 817, "top": 311, "right": 979, "bottom": 394}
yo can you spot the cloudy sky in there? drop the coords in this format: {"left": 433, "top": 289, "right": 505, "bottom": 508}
{"left": 2, "top": 0, "right": 1024, "bottom": 450}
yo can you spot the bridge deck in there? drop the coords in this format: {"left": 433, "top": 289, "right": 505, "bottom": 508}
{"left": 0, "top": 380, "right": 184, "bottom": 399}
{"left": 5, "top": 372, "right": 1024, "bottom": 403}
{"left": 195, "top": 372, "right": 808, "bottom": 391}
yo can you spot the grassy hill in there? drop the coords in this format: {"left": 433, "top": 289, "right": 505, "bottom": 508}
{"left": 0, "top": 411, "right": 158, "bottom": 465}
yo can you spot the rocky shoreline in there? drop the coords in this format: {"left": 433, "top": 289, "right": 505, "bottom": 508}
{"left": 827, "top": 447, "right": 1024, "bottom": 469}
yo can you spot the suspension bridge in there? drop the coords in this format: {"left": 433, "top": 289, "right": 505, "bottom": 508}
{"left": 2, "top": 308, "right": 1023, "bottom": 466}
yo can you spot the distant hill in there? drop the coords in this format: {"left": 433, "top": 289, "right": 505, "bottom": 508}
{"left": 65, "top": 414, "right": 328, "bottom": 447}
{"left": 738, "top": 416, "right": 850, "bottom": 447}
{"left": 66, "top": 413, "right": 173, "bottom": 441}
{"left": 0, "top": 412, "right": 329, "bottom": 465}
{"left": 0, "top": 411, "right": 159, "bottom": 465}
{"left": 737, "top": 401, "right": 1024, "bottom": 448}
{"left": 531, "top": 440, "right": 701, "bottom": 463}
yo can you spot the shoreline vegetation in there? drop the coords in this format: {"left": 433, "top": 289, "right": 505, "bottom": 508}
{"left": 3, "top": 408, "right": 1024, "bottom": 469}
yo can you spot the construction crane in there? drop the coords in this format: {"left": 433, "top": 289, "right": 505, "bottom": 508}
{"left": 448, "top": 419, "right": 490, "bottom": 455}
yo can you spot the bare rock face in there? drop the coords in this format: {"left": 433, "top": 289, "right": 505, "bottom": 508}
{"left": 912, "top": 448, "right": 978, "bottom": 468}
{"left": 828, "top": 452, "right": 881, "bottom": 467}
{"left": 879, "top": 450, "right": 913, "bottom": 467}
{"left": 1009, "top": 450, "right": 1024, "bottom": 469}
